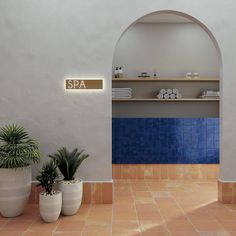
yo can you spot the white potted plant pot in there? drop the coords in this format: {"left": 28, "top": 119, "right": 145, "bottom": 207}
{"left": 39, "top": 191, "right": 62, "bottom": 223}
{"left": 59, "top": 179, "right": 83, "bottom": 215}
{"left": 49, "top": 147, "right": 89, "bottom": 216}
{"left": 0, "top": 166, "right": 31, "bottom": 217}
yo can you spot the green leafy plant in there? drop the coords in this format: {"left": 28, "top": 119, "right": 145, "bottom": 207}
{"left": 49, "top": 147, "right": 89, "bottom": 181}
{"left": 0, "top": 124, "right": 40, "bottom": 168}
{"left": 36, "top": 160, "right": 59, "bottom": 195}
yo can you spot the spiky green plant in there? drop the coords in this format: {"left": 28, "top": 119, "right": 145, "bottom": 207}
{"left": 36, "top": 160, "right": 59, "bottom": 195}
{"left": 0, "top": 124, "right": 40, "bottom": 168}
{"left": 49, "top": 147, "right": 89, "bottom": 181}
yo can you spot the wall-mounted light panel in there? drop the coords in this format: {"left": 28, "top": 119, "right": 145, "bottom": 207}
{"left": 65, "top": 79, "right": 103, "bottom": 90}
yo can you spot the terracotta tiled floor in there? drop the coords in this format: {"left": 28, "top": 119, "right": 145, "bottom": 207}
{"left": 1, "top": 179, "right": 236, "bottom": 235}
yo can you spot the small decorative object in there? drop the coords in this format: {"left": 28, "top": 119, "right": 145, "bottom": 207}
{"left": 186, "top": 72, "right": 192, "bottom": 79}
{"left": 156, "top": 88, "right": 182, "bottom": 100}
{"left": 36, "top": 160, "right": 62, "bottom": 223}
{"left": 138, "top": 72, "right": 150, "bottom": 78}
{"left": 114, "top": 67, "right": 119, "bottom": 78}
{"left": 118, "top": 67, "right": 123, "bottom": 78}
{"left": 49, "top": 147, "right": 89, "bottom": 216}
{"left": 0, "top": 124, "right": 40, "bottom": 217}
{"left": 193, "top": 73, "right": 199, "bottom": 79}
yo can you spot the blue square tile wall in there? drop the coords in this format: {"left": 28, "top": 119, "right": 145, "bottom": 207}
{"left": 112, "top": 118, "right": 219, "bottom": 164}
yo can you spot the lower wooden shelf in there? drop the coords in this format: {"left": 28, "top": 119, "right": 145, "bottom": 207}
{"left": 112, "top": 98, "right": 219, "bottom": 102}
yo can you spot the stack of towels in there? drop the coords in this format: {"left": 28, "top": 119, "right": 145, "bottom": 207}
{"left": 112, "top": 88, "right": 132, "bottom": 99}
{"left": 201, "top": 90, "right": 220, "bottom": 99}
{"left": 156, "top": 88, "right": 182, "bottom": 99}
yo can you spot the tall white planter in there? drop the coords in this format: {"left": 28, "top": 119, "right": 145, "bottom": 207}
{"left": 59, "top": 179, "right": 83, "bottom": 215}
{"left": 0, "top": 166, "right": 31, "bottom": 217}
{"left": 39, "top": 191, "right": 62, "bottom": 222}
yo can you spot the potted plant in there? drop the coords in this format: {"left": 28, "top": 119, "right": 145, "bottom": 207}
{"left": 49, "top": 147, "right": 89, "bottom": 216}
{"left": 0, "top": 124, "right": 40, "bottom": 217}
{"left": 36, "top": 160, "right": 62, "bottom": 222}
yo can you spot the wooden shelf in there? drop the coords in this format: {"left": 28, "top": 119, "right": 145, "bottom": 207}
{"left": 112, "top": 77, "right": 219, "bottom": 82}
{"left": 112, "top": 98, "right": 219, "bottom": 102}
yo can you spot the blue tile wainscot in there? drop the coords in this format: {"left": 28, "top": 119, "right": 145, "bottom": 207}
{"left": 112, "top": 118, "right": 219, "bottom": 164}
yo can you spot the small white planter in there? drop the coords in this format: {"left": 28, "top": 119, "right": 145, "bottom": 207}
{"left": 0, "top": 166, "right": 31, "bottom": 217}
{"left": 59, "top": 179, "right": 83, "bottom": 215}
{"left": 39, "top": 191, "right": 62, "bottom": 222}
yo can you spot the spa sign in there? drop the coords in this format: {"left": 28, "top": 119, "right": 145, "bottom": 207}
{"left": 65, "top": 79, "right": 103, "bottom": 90}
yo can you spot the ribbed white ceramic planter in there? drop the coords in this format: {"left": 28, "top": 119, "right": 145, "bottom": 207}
{"left": 0, "top": 166, "right": 31, "bottom": 217}
{"left": 59, "top": 179, "right": 83, "bottom": 215}
{"left": 39, "top": 191, "right": 62, "bottom": 222}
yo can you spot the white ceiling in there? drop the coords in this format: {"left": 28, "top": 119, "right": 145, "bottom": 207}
{"left": 138, "top": 13, "right": 193, "bottom": 23}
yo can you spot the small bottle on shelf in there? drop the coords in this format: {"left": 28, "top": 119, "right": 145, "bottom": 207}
{"left": 118, "top": 67, "right": 123, "bottom": 78}
{"left": 114, "top": 67, "right": 119, "bottom": 78}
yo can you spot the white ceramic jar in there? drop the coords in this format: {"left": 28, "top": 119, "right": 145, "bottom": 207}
{"left": 0, "top": 166, "right": 31, "bottom": 217}
{"left": 59, "top": 179, "right": 83, "bottom": 215}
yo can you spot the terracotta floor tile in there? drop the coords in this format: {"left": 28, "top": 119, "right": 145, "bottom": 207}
{"left": 192, "top": 219, "right": 225, "bottom": 231}
{"left": 28, "top": 219, "right": 59, "bottom": 232}
{"left": 113, "top": 204, "right": 137, "bottom": 221}
{"left": 139, "top": 220, "right": 167, "bottom": 233}
{"left": 112, "top": 221, "right": 139, "bottom": 231}
{"left": 82, "top": 230, "right": 111, "bottom": 236}
{"left": 220, "top": 221, "right": 236, "bottom": 231}
{"left": 0, "top": 221, "right": 7, "bottom": 229}
{"left": 198, "top": 231, "right": 230, "bottom": 236}
{"left": 53, "top": 233, "right": 82, "bottom": 236}
{"left": 132, "top": 186, "right": 149, "bottom": 191}
{"left": 1, "top": 219, "right": 32, "bottom": 232}
{"left": 141, "top": 231, "right": 170, "bottom": 236}
{"left": 135, "top": 203, "right": 159, "bottom": 212}
{"left": 137, "top": 211, "right": 162, "bottom": 221}
{"left": 83, "top": 221, "right": 110, "bottom": 232}
{"left": 24, "top": 232, "right": 53, "bottom": 236}
{"left": 166, "top": 218, "right": 195, "bottom": 232}
{"left": 56, "top": 220, "right": 85, "bottom": 232}
{"left": 112, "top": 231, "right": 141, "bottom": 236}
{"left": 0, "top": 232, "right": 24, "bottom": 236}
{"left": 170, "top": 232, "right": 199, "bottom": 236}
{"left": 133, "top": 191, "right": 152, "bottom": 198}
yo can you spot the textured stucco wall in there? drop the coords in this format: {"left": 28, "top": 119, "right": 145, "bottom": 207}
{"left": 0, "top": 0, "right": 235, "bottom": 181}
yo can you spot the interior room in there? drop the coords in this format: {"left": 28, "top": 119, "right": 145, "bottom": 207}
{"left": 1, "top": 1, "right": 236, "bottom": 236}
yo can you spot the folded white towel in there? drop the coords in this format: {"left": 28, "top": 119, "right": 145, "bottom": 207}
{"left": 112, "top": 91, "right": 132, "bottom": 94}
{"left": 112, "top": 88, "right": 132, "bottom": 91}
{"left": 170, "top": 94, "right": 176, "bottom": 99}
{"left": 112, "top": 95, "right": 132, "bottom": 98}
{"left": 167, "top": 89, "right": 173, "bottom": 94}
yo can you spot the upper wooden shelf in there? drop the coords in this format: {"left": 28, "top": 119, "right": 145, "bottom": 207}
{"left": 112, "top": 77, "right": 219, "bottom": 82}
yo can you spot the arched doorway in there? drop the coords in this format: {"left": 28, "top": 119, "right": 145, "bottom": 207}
{"left": 112, "top": 10, "right": 222, "bottom": 187}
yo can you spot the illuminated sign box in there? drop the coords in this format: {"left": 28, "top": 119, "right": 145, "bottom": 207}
{"left": 65, "top": 79, "right": 103, "bottom": 90}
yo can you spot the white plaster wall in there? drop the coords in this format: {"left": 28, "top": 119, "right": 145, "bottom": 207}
{"left": 113, "top": 23, "right": 219, "bottom": 77}
{"left": 0, "top": 0, "right": 235, "bottom": 181}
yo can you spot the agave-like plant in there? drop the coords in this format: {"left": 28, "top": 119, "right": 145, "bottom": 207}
{"left": 49, "top": 147, "right": 89, "bottom": 181}
{"left": 0, "top": 124, "right": 40, "bottom": 168}
{"left": 36, "top": 160, "right": 59, "bottom": 195}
